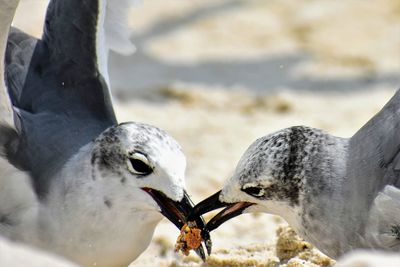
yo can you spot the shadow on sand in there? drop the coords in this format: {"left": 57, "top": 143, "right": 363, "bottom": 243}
{"left": 108, "top": 0, "right": 400, "bottom": 99}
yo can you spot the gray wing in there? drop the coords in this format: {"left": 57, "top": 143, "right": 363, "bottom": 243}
{"left": 344, "top": 89, "right": 400, "bottom": 233}
{"left": 348, "top": 89, "right": 400, "bottom": 192}
{"left": 0, "top": 0, "right": 41, "bottom": 234}
{"left": 0, "top": 0, "right": 19, "bottom": 130}
{"left": 5, "top": 0, "right": 123, "bottom": 196}
{"left": 0, "top": 0, "right": 19, "bottom": 152}
{"left": 347, "top": 89, "right": 400, "bottom": 248}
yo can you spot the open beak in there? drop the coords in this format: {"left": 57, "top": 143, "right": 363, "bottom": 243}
{"left": 189, "top": 190, "right": 254, "bottom": 232}
{"left": 141, "top": 187, "right": 211, "bottom": 260}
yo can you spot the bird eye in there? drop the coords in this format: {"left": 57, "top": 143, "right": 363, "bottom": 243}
{"left": 241, "top": 186, "right": 265, "bottom": 198}
{"left": 127, "top": 152, "right": 153, "bottom": 176}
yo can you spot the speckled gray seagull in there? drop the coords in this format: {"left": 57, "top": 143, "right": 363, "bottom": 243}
{"left": 191, "top": 89, "right": 400, "bottom": 259}
{"left": 0, "top": 1, "right": 210, "bottom": 266}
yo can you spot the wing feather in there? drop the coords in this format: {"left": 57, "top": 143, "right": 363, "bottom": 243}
{"left": 0, "top": 0, "right": 19, "bottom": 130}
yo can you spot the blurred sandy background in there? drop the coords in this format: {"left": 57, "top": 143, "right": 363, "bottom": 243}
{"left": 13, "top": 0, "right": 400, "bottom": 266}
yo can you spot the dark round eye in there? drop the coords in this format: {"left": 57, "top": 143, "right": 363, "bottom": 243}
{"left": 241, "top": 186, "right": 265, "bottom": 198}
{"left": 127, "top": 152, "right": 153, "bottom": 176}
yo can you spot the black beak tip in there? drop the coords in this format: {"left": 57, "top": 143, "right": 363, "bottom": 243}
{"left": 205, "top": 238, "right": 212, "bottom": 255}
{"left": 194, "top": 245, "right": 206, "bottom": 262}
{"left": 199, "top": 228, "right": 212, "bottom": 255}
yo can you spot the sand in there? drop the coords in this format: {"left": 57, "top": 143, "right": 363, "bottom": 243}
{"left": 11, "top": 0, "right": 400, "bottom": 266}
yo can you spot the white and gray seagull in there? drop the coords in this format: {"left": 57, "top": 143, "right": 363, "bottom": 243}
{"left": 0, "top": 0, "right": 210, "bottom": 266}
{"left": 191, "top": 89, "right": 400, "bottom": 259}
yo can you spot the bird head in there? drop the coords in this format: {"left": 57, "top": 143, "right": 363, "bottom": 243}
{"left": 90, "top": 122, "right": 210, "bottom": 258}
{"left": 190, "top": 126, "right": 322, "bottom": 232}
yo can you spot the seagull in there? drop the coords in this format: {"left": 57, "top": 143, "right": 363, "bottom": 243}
{"left": 0, "top": 0, "right": 210, "bottom": 266}
{"left": 190, "top": 90, "right": 400, "bottom": 259}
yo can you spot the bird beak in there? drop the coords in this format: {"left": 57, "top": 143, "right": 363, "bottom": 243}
{"left": 189, "top": 190, "right": 254, "bottom": 232}
{"left": 141, "top": 187, "right": 211, "bottom": 260}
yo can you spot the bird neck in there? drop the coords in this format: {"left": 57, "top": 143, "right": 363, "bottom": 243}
{"left": 296, "top": 133, "right": 350, "bottom": 258}
{"left": 302, "top": 133, "right": 349, "bottom": 198}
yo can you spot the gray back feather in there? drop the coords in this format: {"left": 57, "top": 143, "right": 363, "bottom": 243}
{"left": 344, "top": 89, "right": 400, "bottom": 232}
{"left": 4, "top": 0, "right": 119, "bottom": 197}
{"left": 0, "top": 0, "right": 19, "bottom": 130}
{"left": 0, "top": 0, "right": 19, "bottom": 162}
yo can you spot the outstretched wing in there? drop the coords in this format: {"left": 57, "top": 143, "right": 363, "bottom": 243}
{"left": 104, "top": 0, "right": 140, "bottom": 56}
{"left": 0, "top": 0, "right": 19, "bottom": 131}
{"left": 0, "top": 0, "right": 20, "bottom": 161}
{"left": 5, "top": 0, "right": 138, "bottom": 196}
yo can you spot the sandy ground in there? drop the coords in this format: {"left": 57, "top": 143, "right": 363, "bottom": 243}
{"left": 12, "top": 0, "right": 400, "bottom": 266}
